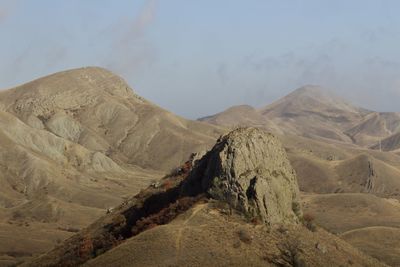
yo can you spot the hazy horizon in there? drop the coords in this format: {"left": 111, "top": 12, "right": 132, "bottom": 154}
{"left": 1, "top": 0, "right": 400, "bottom": 118}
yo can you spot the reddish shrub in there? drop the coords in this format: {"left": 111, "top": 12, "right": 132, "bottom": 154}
{"left": 78, "top": 234, "right": 93, "bottom": 258}
{"left": 303, "top": 213, "right": 314, "bottom": 223}
{"left": 162, "top": 180, "right": 173, "bottom": 190}
{"left": 131, "top": 196, "right": 200, "bottom": 236}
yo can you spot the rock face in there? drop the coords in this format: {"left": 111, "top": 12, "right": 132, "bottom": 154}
{"left": 183, "top": 127, "right": 301, "bottom": 224}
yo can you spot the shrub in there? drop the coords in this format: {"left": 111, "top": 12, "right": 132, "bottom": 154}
{"left": 131, "top": 196, "right": 200, "bottom": 236}
{"left": 301, "top": 213, "right": 317, "bottom": 232}
{"left": 162, "top": 179, "right": 173, "bottom": 190}
{"left": 237, "top": 228, "right": 253, "bottom": 244}
{"left": 278, "top": 238, "right": 306, "bottom": 267}
{"left": 78, "top": 234, "right": 93, "bottom": 259}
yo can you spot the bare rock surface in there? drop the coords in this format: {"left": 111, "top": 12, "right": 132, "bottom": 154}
{"left": 183, "top": 127, "right": 301, "bottom": 224}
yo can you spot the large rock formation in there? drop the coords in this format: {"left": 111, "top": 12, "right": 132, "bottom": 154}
{"left": 183, "top": 127, "right": 301, "bottom": 224}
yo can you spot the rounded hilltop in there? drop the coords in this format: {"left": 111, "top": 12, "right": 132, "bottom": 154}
{"left": 0, "top": 66, "right": 147, "bottom": 119}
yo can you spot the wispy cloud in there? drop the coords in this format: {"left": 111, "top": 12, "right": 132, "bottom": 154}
{"left": 0, "top": 3, "right": 11, "bottom": 23}
{"left": 216, "top": 63, "right": 229, "bottom": 84}
{"left": 0, "top": 9, "right": 7, "bottom": 22}
{"left": 105, "top": 0, "right": 158, "bottom": 76}
{"left": 0, "top": 0, "right": 20, "bottom": 23}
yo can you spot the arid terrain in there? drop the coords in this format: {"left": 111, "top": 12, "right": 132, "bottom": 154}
{"left": 0, "top": 67, "right": 223, "bottom": 266}
{"left": 201, "top": 86, "right": 400, "bottom": 266}
{"left": 0, "top": 67, "right": 399, "bottom": 266}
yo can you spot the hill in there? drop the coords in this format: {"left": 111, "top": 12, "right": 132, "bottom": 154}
{"left": 24, "top": 128, "right": 383, "bottom": 267}
{"left": 0, "top": 67, "right": 225, "bottom": 266}
{"left": 199, "top": 84, "right": 400, "bottom": 263}
{"left": 0, "top": 67, "right": 224, "bottom": 171}
{"left": 371, "top": 132, "right": 400, "bottom": 152}
{"left": 200, "top": 85, "right": 400, "bottom": 148}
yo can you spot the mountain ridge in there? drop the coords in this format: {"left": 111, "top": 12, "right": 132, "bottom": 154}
{"left": 200, "top": 85, "right": 400, "bottom": 149}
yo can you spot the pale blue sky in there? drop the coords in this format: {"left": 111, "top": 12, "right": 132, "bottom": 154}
{"left": 1, "top": 0, "right": 400, "bottom": 118}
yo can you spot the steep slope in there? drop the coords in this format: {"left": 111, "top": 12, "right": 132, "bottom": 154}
{"left": 24, "top": 128, "right": 383, "bottom": 267}
{"left": 0, "top": 67, "right": 225, "bottom": 265}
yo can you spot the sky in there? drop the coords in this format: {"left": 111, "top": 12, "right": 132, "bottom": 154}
{"left": 1, "top": 0, "right": 400, "bottom": 118}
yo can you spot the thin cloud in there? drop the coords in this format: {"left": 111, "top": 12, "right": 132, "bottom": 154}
{"left": 216, "top": 63, "right": 229, "bottom": 84}
{"left": 0, "top": 5, "right": 10, "bottom": 23}
{"left": 0, "top": 9, "right": 7, "bottom": 22}
{"left": 0, "top": 0, "right": 19, "bottom": 23}
{"left": 105, "top": 0, "right": 158, "bottom": 76}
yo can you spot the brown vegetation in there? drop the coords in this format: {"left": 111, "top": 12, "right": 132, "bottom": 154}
{"left": 301, "top": 213, "right": 317, "bottom": 232}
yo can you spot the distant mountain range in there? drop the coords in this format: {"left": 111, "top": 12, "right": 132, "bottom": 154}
{"left": 200, "top": 85, "right": 400, "bottom": 151}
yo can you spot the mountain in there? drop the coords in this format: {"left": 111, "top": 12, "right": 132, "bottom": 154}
{"left": 200, "top": 89, "right": 400, "bottom": 265}
{"left": 24, "top": 128, "right": 383, "bottom": 267}
{"left": 1, "top": 68, "right": 399, "bottom": 266}
{"left": 200, "top": 85, "right": 400, "bottom": 147}
{"left": 0, "top": 67, "right": 225, "bottom": 265}
{"left": 260, "top": 85, "right": 369, "bottom": 142}
{"left": 0, "top": 67, "right": 224, "bottom": 171}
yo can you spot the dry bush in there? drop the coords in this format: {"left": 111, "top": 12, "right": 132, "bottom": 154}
{"left": 162, "top": 179, "right": 173, "bottom": 190}
{"left": 275, "top": 238, "right": 306, "bottom": 267}
{"left": 301, "top": 213, "right": 317, "bottom": 232}
{"left": 131, "top": 196, "right": 199, "bottom": 236}
{"left": 237, "top": 228, "right": 253, "bottom": 244}
{"left": 78, "top": 234, "right": 93, "bottom": 259}
{"left": 169, "top": 167, "right": 182, "bottom": 177}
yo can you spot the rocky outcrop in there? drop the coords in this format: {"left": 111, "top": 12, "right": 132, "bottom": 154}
{"left": 24, "top": 127, "right": 302, "bottom": 267}
{"left": 182, "top": 127, "right": 301, "bottom": 224}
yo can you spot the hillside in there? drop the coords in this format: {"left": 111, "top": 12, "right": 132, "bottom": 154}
{"left": 1, "top": 69, "right": 399, "bottom": 266}
{"left": 0, "top": 67, "right": 225, "bottom": 266}
{"left": 371, "top": 132, "right": 400, "bottom": 152}
{"left": 0, "top": 67, "right": 224, "bottom": 171}
{"left": 282, "top": 134, "right": 400, "bottom": 265}
{"left": 24, "top": 128, "right": 383, "bottom": 267}
{"left": 198, "top": 86, "right": 400, "bottom": 267}
{"left": 200, "top": 85, "right": 400, "bottom": 148}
